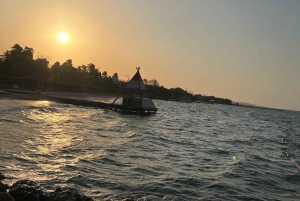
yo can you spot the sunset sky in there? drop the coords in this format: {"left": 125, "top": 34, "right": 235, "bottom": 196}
{"left": 1, "top": 0, "right": 299, "bottom": 111}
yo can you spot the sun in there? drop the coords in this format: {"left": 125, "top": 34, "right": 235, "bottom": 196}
{"left": 57, "top": 32, "right": 69, "bottom": 43}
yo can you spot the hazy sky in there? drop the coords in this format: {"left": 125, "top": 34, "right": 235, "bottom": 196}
{"left": 1, "top": 0, "right": 299, "bottom": 110}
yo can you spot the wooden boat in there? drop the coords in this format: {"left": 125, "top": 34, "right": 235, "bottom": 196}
{"left": 110, "top": 67, "right": 157, "bottom": 114}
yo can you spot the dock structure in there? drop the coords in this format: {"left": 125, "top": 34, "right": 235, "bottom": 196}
{"left": 1, "top": 68, "right": 157, "bottom": 115}
{"left": 110, "top": 67, "right": 157, "bottom": 114}
{"left": 42, "top": 94, "right": 157, "bottom": 114}
{"left": 43, "top": 95, "right": 111, "bottom": 109}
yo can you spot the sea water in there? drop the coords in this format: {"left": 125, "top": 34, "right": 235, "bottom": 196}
{"left": 0, "top": 98, "right": 299, "bottom": 200}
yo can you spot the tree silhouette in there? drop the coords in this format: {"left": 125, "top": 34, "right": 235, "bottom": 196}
{"left": 143, "top": 78, "right": 148, "bottom": 85}
{"left": 0, "top": 44, "right": 232, "bottom": 104}
{"left": 102, "top": 71, "right": 107, "bottom": 78}
{"left": 148, "top": 79, "right": 160, "bottom": 87}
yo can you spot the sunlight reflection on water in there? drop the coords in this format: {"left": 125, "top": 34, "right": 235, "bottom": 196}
{"left": 1, "top": 99, "right": 300, "bottom": 200}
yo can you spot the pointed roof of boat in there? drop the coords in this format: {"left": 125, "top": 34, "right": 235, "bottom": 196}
{"left": 125, "top": 67, "right": 147, "bottom": 90}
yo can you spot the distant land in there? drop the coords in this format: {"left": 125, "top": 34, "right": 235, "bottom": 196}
{"left": 232, "top": 101, "right": 258, "bottom": 107}
{"left": 232, "top": 101, "right": 285, "bottom": 111}
{"left": 0, "top": 44, "right": 232, "bottom": 105}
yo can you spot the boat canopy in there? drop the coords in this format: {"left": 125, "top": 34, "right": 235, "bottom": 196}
{"left": 124, "top": 67, "right": 147, "bottom": 90}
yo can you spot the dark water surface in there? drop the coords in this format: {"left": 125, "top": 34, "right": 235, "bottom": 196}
{"left": 0, "top": 98, "right": 299, "bottom": 200}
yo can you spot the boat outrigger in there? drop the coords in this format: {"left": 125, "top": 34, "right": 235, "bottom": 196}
{"left": 109, "top": 67, "right": 157, "bottom": 114}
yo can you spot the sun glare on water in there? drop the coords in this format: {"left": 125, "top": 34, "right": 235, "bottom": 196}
{"left": 57, "top": 32, "right": 69, "bottom": 43}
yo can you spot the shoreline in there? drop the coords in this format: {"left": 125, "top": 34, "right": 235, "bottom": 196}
{"left": 0, "top": 90, "right": 287, "bottom": 112}
{"left": 0, "top": 91, "right": 116, "bottom": 101}
{"left": 0, "top": 90, "right": 158, "bottom": 114}
{"left": 233, "top": 103, "right": 285, "bottom": 111}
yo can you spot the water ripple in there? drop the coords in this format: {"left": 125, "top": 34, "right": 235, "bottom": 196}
{"left": 0, "top": 99, "right": 300, "bottom": 200}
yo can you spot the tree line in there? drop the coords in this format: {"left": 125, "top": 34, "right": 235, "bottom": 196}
{"left": 0, "top": 44, "right": 120, "bottom": 92}
{"left": 0, "top": 44, "right": 232, "bottom": 104}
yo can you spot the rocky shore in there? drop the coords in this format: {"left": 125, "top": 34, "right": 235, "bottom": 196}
{"left": 0, "top": 172, "right": 93, "bottom": 201}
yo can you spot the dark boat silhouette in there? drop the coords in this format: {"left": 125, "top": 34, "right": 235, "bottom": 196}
{"left": 110, "top": 67, "right": 157, "bottom": 114}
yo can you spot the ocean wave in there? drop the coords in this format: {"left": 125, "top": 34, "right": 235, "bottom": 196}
{"left": 1, "top": 99, "right": 300, "bottom": 200}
